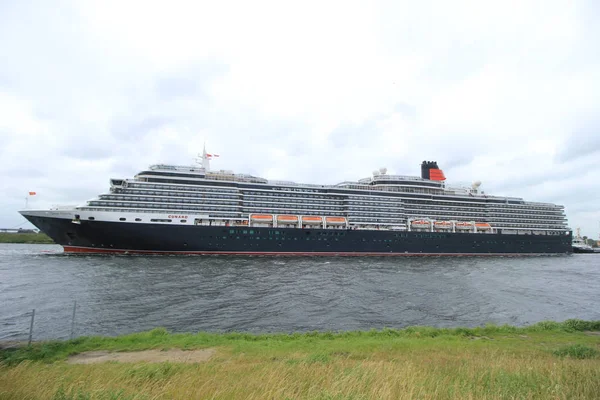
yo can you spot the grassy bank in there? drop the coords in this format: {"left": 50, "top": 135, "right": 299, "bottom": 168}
{"left": 1, "top": 320, "right": 599, "bottom": 399}
{"left": 0, "top": 232, "right": 54, "bottom": 244}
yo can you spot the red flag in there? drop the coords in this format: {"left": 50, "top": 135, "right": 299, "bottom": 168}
{"left": 28, "top": 191, "right": 37, "bottom": 196}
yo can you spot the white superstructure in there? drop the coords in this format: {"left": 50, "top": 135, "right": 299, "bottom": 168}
{"left": 57, "top": 157, "right": 571, "bottom": 235}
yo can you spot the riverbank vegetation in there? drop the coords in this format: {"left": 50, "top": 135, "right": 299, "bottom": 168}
{"left": 0, "top": 232, "right": 54, "bottom": 244}
{"left": 1, "top": 320, "right": 599, "bottom": 399}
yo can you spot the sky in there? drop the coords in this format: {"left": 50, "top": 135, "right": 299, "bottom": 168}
{"left": 1, "top": 0, "right": 599, "bottom": 238}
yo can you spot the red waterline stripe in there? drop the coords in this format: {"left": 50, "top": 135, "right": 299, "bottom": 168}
{"left": 62, "top": 246, "right": 556, "bottom": 256}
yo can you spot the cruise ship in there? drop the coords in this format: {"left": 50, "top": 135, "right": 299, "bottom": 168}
{"left": 20, "top": 147, "right": 572, "bottom": 255}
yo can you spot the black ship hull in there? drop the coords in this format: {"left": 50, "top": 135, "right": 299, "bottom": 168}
{"left": 572, "top": 246, "right": 596, "bottom": 254}
{"left": 24, "top": 214, "right": 573, "bottom": 256}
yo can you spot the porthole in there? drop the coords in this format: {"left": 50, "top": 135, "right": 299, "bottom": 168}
{"left": 119, "top": 217, "right": 126, "bottom": 221}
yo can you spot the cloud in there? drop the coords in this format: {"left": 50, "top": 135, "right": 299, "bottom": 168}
{"left": 1, "top": 0, "right": 600, "bottom": 236}
{"left": 555, "top": 117, "right": 600, "bottom": 162}
{"left": 109, "top": 116, "right": 176, "bottom": 143}
{"left": 155, "top": 64, "right": 227, "bottom": 101}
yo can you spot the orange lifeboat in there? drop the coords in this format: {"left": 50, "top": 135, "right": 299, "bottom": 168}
{"left": 325, "top": 217, "right": 347, "bottom": 225}
{"left": 302, "top": 216, "right": 323, "bottom": 225}
{"left": 434, "top": 221, "right": 453, "bottom": 229}
{"left": 250, "top": 214, "right": 273, "bottom": 221}
{"left": 455, "top": 221, "right": 474, "bottom": 230}
{"left": 411, "top": 220, "right": 431, "bottom": 227}
{"left": 277, "top": 215, "right": 299, "bottom": 223}
{"left": 475, "top": 222, "right": 492, "bottom": 230}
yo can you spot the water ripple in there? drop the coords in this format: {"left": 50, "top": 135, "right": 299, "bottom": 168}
{"left": 1, "top": 244, "right": 599, "bottom": 340}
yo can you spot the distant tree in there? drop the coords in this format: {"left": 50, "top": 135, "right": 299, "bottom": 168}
{"left": 585, "top": 238, "right": 598, "bottom": 248}
{"left": 583, "top": 236, "right": 588, "bottom": 241}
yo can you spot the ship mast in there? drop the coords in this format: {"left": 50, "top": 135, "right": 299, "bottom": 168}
{"left": 196, "top": 143, "right": 219, "bottom": 171}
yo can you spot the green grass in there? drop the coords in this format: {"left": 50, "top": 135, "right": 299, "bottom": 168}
{"left": 0, "top": 320, "right": 599, "bottom": 399}
{"left": 2, "top": 320, "right": 599, "bottom": 366}
{"left": 0, "top": 232, "right": 54, "bottom": 244}
{"left": 553, "top": 344, "right": 599, "bottom": 359}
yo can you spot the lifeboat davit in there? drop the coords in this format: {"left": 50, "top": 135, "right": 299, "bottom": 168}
{"left": 475, "top": 222, "right": 492, "bottom": 230}
{"left": 434, "top": 221, "right": 453, "bottom": 229}
{"left": 455, "top": 221, "right": 474, "bottom": 230}
{"left": 325, "top": 217, "right": 347, "bottom": 225}
{"left": 302, "top": 216, "right": 323, "bottom": 225}
{"left": 277, "top": 215, "right": 299, "bottom": 223}
{"left": 251, "top": 214, "right": 273, "bottom": 222}
{"left": 411, "top": 220, "right": 431, "bottom": 227}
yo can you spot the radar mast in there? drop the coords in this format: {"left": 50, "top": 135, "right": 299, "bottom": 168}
{"left": 196, "top": 143, "right": 219, "bottom": 171}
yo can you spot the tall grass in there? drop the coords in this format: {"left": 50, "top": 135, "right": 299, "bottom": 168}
{"left": 0, "top": 320, "right": 599, "bottom": 399}
{"left": 1, "top": 351, "right": 599, "bottom": 399}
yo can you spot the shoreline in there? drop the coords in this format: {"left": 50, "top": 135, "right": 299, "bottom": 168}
{"left": 0, "top": 232, "right": 54, "bottom": 244}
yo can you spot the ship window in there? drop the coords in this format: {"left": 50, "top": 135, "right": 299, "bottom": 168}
{"left": 181, "top": 220, "right": 186, "bottom": 223}
{"left": 135, "top": 218, "right": 142, "bottom": 221}
{"left": 120, "top": 218, "right": 126, "bottom": 221}
{"left": 88, "top": 217, "right": 95, "bottom": 220}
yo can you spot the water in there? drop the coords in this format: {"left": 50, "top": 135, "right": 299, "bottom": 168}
{"left": 1, "top": 243, "right": 599, "bottom": 341}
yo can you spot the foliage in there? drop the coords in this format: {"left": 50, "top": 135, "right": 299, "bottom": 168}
{"left": 0, "top": 232, "right": 54, "bottom": 244}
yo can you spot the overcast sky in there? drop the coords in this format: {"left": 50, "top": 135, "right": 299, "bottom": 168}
{"left": 1, "top": 0, "right": 599, "bottom": 237}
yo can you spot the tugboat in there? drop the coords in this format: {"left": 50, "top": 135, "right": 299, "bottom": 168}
{"left": 572, "top": 229, "right": 596, "bottom": 253}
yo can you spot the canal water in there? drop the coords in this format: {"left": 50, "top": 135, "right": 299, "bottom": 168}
{"left": 1, "top": 244, "right": 599, "bottom": 341}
